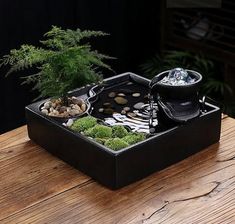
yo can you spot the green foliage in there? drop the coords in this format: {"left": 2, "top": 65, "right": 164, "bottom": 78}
{"left": 111, "top": 125, "right": 128, "bottom": 138}
{"left": 70, "top": 116, "right": 97, "bottom": 132}
{"left": 0, "top": 26, "right": 112, "bottom": 101}
{"left": 84, "top": 124, "right": 112, "bottom": 138}
{"left": 104, "top": 138, "right": 129, "bottom": 151}
{"left": 122, "top": 133, "right": 146, "bottom": 145}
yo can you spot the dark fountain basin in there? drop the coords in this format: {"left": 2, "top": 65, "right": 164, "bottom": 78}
{"left": 25, "top": 72, "right": 221, "bottom": 189}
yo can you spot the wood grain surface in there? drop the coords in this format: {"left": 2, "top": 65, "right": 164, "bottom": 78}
{"left": 0, "top": 117, "right": 234, "bottom": 224}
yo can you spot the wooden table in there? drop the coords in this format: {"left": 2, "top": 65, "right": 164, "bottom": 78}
{"left": 0, "top": 116, "right": 234, "bottom": 224}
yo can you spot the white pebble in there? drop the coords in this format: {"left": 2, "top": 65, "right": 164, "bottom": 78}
{"left": 41, "top": 109, "right": 48, "bottom": 115}
{"left": 66, "top": 119, "right": 74, "bottom": 127}
{"left": 81, "top": 104, "right": 86, "bottom": 112}
{"left": 44, "top": 101, "right": 51, "bottom": 109}
{"left": 132, "top": 93, "right": 141, "bottom": 97}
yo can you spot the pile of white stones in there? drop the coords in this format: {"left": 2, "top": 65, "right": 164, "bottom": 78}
{"left": 40, "top": 96, "right": 87, "bottom": 118}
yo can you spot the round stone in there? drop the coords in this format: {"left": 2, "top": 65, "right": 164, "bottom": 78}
{"left": 73, "top": 97, "right": 84, "bottom": 106}
{"left": 117, "top": 93, "right": 125, "bottom": 97}
{"left": 121, "top": 110, "right": 126, "bottom": 115}
{"left": 72, "top": 104, "right": 80, "bottom": 110}
{"left": 103, "top": 108, "right": 114, "bottom": 115}
{"left": 43, "top": 101, "right": 51, "bottom": 109}
{"left": 81, "top": 104, "right": 86, "bottom": 112}
{"left": 123, "top": 107, "right": 130, "bottom": 112}
{"left": 51, "top": 103, "right": 57, "bottom": 108}
{"left": 103, "top": 102, "right": 112, "bottom": 108}
{"left": 58, "top": 106, "right": 67, "bottom": 114}
{"left": 69, "top": 109, "right": 79, "bottom": 116}
{"left": 134, "top": 102, "right": 145, "bottom": 110}
{"left": 114, "top": 97, "right": 128, "bottom": 105}
{"left": 108, "top": 92, "right": 116, "bottom": 98}
{"left": 132, "top": 93, "right": 141, "bottom": 97}
{"left": 41, "top": 109, "right": 48, "bottom": 115}
{"left": 52, "top": 110, "right": 59, "bottom": 116}
{"left": 98, "top": 108, "right": 104, "bottom": 113}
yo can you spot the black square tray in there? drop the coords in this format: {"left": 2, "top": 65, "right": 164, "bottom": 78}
{"left": 26, "top": 72, "right": 221, "bottom": 189}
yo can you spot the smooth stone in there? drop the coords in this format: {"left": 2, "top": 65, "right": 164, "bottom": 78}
{"left": 43, "top": 101, "right": 51, "bottom": 109}
{"left": 71, "top": 97, "right": 84, "bottom": 106}
{"left": 103, "top": 102, "right": 112, "bottom": 108}
{"left": 121, "top": 110, "right": 126, "bottom": 115}
{"left": 51, "top": 103, "right": 57, "bottom": 108}
{"left": 66, "top": 119, "right": 74, "bottom": 127}
{"left": 134, "top": 102, "right": 145, "bottom": 110}
{"left": 132, "top": 93, "right": 141, "bottom": 97}
{"left": 117, "top": 93, "right": 125, "bottom": 97}
{"left": 52, "top": 110, "right": 59, "bottom": 116}
{"left": 103, "top": 108, "right": 114, "bottom": 115}
{"left": 41, "top": 109, "right": 48, "bottom": 115}
{"left": 123, "top": 107, "right": 130, "bottom": 112}
{"left": 127, "top": 82, "right": 133, "bottom": 85}
{"left": 58, "top": 106, "right": 67, "bottom": 114}
{"left": 72, "top": 104, "right": 80, "bottom": 110}
{"left": 69, "top": 109, "right": 79, "bottom": 116}
{"left": 61, "top": 111, "right": 70, "bottom": 117}
{"left": 81, "top": 104, "right": 86, "bottom": 112}
{"left": 98, "top": 108, "right": 104, "bottom": 113}
{"left": 114, "top": 97, "right": 128, "bottom": 105}
{"left": 108, "top": 92, "right": 116, "bottom": 98}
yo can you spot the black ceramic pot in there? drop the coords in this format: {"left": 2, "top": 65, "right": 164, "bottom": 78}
{"left": 150, "top": 69, "right": 203, "bottom": 123}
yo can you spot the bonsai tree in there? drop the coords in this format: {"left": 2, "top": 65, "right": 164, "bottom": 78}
{"left": 0, "top": 26, "right": 112, "bottom": 106}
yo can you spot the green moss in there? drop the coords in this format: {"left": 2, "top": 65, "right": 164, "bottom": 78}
{"left": 84, "top": 124, "right": 112, "bottom": 138}
{"left": 70, "top": 116, "right": 97, "bottom": 132}
{"left": 111, "top": 125, "right": 128, "bottom": 138}
{"left": 71, "top": 116, "right": 146, "bottom": 151}
{"left": 122, "top": 133, "right": 146, "bottom": 145}
{"left": 104, "top": 138, "right": 129, "bottom": 151}
{"left": 95, "top": 138, "right": 108, "bottom": 145}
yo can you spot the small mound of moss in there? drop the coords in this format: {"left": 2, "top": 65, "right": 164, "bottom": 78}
{"left": 122, "top": 133, "right": 146, "bottom": 145}
{"left": 85, "top": 125, "right": 112, "bottom": 138}
{"left": 95, "top": 138, "right": 108, "bottom": 145}
{"left": 112, "top": 125, "right": 128, "bottom": 138}
{"left": 71, "top": 116, "right": 97, "bottom": 132}
{"left": 104, "top": 138, "right": 129, "bottom": 151}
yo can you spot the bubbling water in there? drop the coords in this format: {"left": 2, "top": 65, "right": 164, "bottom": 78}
{"left": 159, "top": 68, "right": 196, "bottom": 86}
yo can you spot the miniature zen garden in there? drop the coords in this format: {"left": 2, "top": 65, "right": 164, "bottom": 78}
{"left": 0, "top": 26, "right": 202, "bottom": 151}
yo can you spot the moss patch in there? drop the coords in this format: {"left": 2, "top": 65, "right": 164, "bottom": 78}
{"left": 112, "top": 125, "right": 128, "bottom": 138}
{"left": 104, "top": 138, "right": 129, "bottom": 151}
{"left": 85, "top": 125, "right": 112, "bottom": 138}
{"left": 71, "top": 116, "right": 97, "bottom": 132}
{"left": 71, "top": 116, "right": 147, "bottom": 151}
